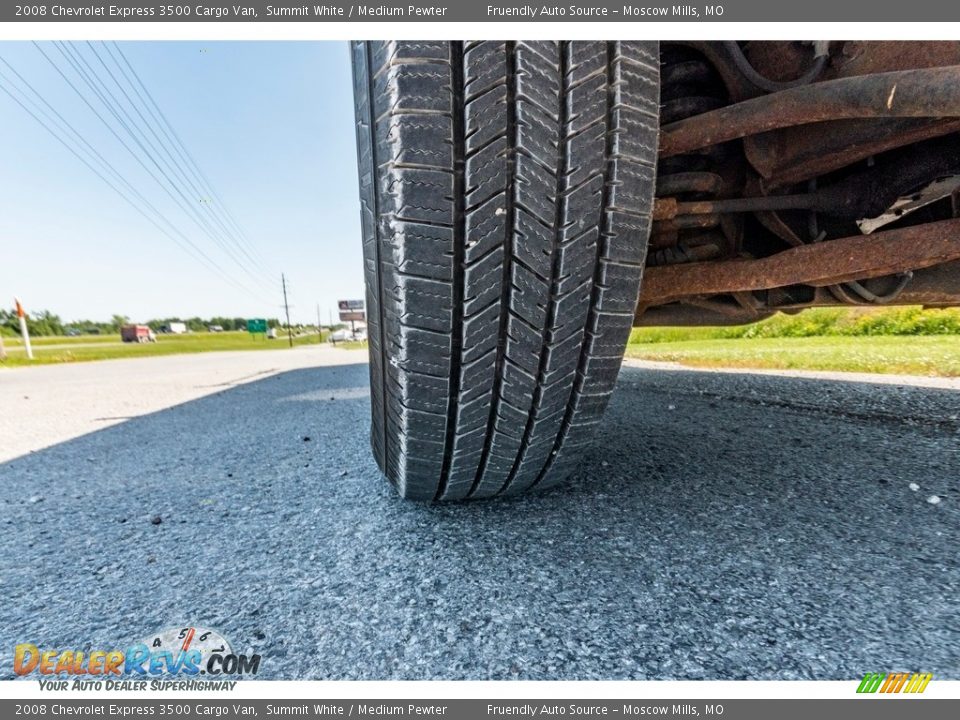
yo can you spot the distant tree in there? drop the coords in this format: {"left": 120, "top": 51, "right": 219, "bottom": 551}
{"left": 0, "top": 309, "right": 66, "bottom": 336}
{"left": 70, "top": 319, "right": 113, "bottom": 335}
{"left": 33, "top": 310, "right": 65, "bottom": 336}
{"left": 110, "top": 314, "right": 129, "bottom": 332}
{"left": 0, "top": 309, "right": 65, "bottom": 336}
{"left": 0, "top": 309, "right": 16, "bottom": 336}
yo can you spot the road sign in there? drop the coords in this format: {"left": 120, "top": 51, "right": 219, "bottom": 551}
{"left": 338, "top": 299, "right": 365, "bottom": 323}
{"left": 247, "top": 318, "right": 268, "bottom": 334}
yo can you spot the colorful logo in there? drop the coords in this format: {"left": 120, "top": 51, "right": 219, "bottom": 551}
{"left": 14, "top": 626, "right": 260, "bottom": 678}
{"left": 857, "top": 672, "right": 932, "bottom": 694}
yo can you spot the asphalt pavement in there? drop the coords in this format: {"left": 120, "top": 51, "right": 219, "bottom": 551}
{"left": 1, "top": 355, "right": 957, "bottom": 680}
{"left": 0, "top": 345, "right": 364, "bottom": 463}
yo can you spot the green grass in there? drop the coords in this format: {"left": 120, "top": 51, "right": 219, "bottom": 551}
{"left": 629, "top": 307, "right": 960, "bottom": 344}
{"left": 0, "top": 330, "right": 330, "bottom": 367}
{"left": 626, "top": 334, "right": 960, "bottom": 376}
{"left": 4, "top": 334, "right": 118, "bottom": 346}
{"left": 626, "top": 307, "right": 960, "bottom": 375}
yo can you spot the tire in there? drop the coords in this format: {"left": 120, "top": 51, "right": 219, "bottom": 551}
{"left": 352, "top": 41, "right": 659, "bottom": 501}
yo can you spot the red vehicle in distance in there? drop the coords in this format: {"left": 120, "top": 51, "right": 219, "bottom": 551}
{"left": 120, "top": 325, "right": 157, "bottom": 344}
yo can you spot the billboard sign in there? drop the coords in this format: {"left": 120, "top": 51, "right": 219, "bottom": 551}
{"left": 338, "top": 300, "right": 365, "bottom": 323}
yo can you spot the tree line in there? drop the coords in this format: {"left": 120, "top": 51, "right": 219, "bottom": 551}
{"left": 0, "top": 310, "right": 283, "bottom": 337}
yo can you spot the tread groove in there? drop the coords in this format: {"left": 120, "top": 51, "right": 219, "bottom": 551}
{"left": 499, "top": 41, "right": 570, "bottom": 496}
{"left": 528, "top": 41, "right": 618, "bottom": 491}
{"left": 467, "top": 41, "right": 518, "bottom": 500}
{"left": 435, "top": 44, "right": 466, "bottom": 500}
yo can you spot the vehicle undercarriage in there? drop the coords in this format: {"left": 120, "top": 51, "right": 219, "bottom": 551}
{"left": 641, "top": 40, "right": 960, "bottom": 326}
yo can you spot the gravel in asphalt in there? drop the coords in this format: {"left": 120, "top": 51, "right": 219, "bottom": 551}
{"left": 1, "top": 360, "right": 957, "bottom": 680}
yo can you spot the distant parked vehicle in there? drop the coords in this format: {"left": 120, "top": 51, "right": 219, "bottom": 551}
{"left": 330, "top": 328, "right": 366, "bottom": 342}
{"left": 208, "top": 325, "right": 224, "bottom": 332}
{"left": 120, "top": 325, "right": 156, "bottom": 343}
{"left": 64, "top": 329, "right": 81, "bottom": 337}
{"left": 159, "top": 322, "right": 187, "bottom": 334}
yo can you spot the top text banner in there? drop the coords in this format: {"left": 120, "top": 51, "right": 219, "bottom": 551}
{"left": 4, "top": 1, "right": 960, "bottom": 22}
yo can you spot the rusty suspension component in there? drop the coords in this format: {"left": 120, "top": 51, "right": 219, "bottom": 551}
{"left": 652, "top": 45, "right": 739, "bottom": 265}
{"left": 654, "top": 194, "right": 816, "bottom": 221}
{"left": 659, "top": 66, "right": 960, "bottom": 159}
{"left": 745, "top": 118, "right": 960, "bottom": 189}
{"left": 639, "top": 218, "right": 960, "bottom": 305}
{"left": 655, "top": 134, "right": 960, "bottom": 227}
{"left": 635, "top": 259, "right": 960, "bottom": 326}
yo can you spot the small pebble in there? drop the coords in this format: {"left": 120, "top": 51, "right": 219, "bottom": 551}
{"left": 909, "top": 483, "right": 920, "bottom": 492}
{"left": 668, "top": 404, "right": 676, "bottom": 411}
{"left": 303, "top": 436, "right": 311, "bottom": 442}
{"left": 28, "top": 496, "right": 43, "bottom": 504}
{"left": 150, "top": 515, "right": 162, "bottom": 525}
{"left": 927, "top": 495, "right": 942, "bottom": 505}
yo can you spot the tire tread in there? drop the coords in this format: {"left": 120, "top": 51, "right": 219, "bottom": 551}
{"left": 351, "top": 41, "right": 658, "bottom": 500}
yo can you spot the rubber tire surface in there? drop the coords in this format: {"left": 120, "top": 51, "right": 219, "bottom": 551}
{"left": 352, "top": 41, "right": 659, "bottom": 501}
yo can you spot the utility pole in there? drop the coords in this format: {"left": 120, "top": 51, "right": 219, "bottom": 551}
{"left": 281, "top": 273, "right": 293, "bottom": 348}
{"left": 329, "top": 308, "right": 336, "bottom": 346}
{"left": 316, "top": 303, "right": 322, "bottom": 344}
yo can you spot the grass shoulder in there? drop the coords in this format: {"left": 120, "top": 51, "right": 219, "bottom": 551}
{"left": 0, "top": 330, "right": 329, "bottom": 367}
{"left": 625, "top": 335, "right": 960, "bottom": 377}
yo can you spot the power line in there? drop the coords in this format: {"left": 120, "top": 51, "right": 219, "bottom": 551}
{"left": 107, "top": 42, "right": 271, "bottom": 272}
{"left": 0, "top": 69, "right": 269, "bottom": 304}
{"left": 40, "top": 41, "right": 242, "bottom": 260}
{"left": 55, "top": 41, "right": 272, "bottom": 293}
{"left": 90, "top": 41, "right": 268, "bottom": 277}
{"left": 1, "top": 49, "right": 273, "bottom": 305}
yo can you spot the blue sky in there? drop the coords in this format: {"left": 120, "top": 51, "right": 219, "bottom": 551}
{"left": 0, "top": 41, "right": 362, "bottom": 325}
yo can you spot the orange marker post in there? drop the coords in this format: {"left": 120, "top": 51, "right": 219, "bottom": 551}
{"left": 14, "top": 298, "right": 33, "bottom": 360}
